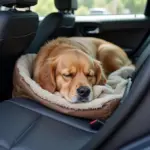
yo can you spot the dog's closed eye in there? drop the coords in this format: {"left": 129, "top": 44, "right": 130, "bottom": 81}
{"left": 62, "top": 74, "right": 73, "bottom": 78}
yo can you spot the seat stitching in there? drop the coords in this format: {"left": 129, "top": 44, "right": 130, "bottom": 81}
{"left": 0, "top": 32, "right": 36, "bottom": 40}
{"left": 8, "top": 100, "right": 96, "bottom": 133}
{"left": 9, "top": 115, "right": 41, "bottom": 150}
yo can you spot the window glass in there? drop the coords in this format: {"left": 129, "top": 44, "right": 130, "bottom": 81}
{"left": 75, "top": 0, "right": 147, "bottom": 15}
{"left": 32, "top": 0, "right": 57, "bottom": 16}
{"left": 32, "top": 0, "right": 147, "bottom": 16}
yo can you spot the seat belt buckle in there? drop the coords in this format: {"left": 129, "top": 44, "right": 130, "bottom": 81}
{"left": 89, "top": 119, "right": 105, "bottom": 130}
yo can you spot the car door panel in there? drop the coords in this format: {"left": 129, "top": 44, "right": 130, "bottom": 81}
{"left": 75, "top": 17, "right": 150, "bottom": 56}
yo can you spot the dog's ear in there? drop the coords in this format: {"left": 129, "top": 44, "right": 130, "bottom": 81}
{"left": 94, "top": 60, "right": 107, "bottom": 85}
{"left": 38, "top": 58, "right": 56, "bottom": 93}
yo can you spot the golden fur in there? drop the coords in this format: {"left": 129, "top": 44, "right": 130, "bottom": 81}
{"left": 33, "top": 37, "right": 133, "bottom": 102}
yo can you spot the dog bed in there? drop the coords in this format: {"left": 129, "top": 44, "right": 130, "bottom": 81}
{"left": 13, "top": 54, "right": 135, "bottom": 119}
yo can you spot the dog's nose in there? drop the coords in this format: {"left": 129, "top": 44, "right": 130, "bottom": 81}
{"left": 77, "top": 86, "right": 90, "bottom": 97}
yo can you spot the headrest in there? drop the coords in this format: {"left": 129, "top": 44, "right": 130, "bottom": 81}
{"left": 0, "top": 0, "right": 37, "bottom": 8}
{"left": 54, "top": 0, "right": 77, "bottom": 11}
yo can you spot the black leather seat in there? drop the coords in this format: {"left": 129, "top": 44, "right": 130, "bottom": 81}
{"left": 0, "top": 44, "right": 149, "bottom": 150}
{"left": 52, "top": 0, "right": 78, "bottom": 38}
{"left": 0, "top": 47, "right": 150, "bottom": 150}
{"left": 0, "top": 15, "right": 149, "bottom": 150}
{"left": 0, "top": 98, "right": 96, "bottom": 150}
{"left": 0, "top": 0, "right": 39, "bottom": 99}
{"left": 26, "top": 0, "right": 78, "bottom": 54}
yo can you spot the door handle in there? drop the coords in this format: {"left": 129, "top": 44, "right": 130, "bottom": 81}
{"left": 86, "top": 27, "right": 100, "bottom": 34}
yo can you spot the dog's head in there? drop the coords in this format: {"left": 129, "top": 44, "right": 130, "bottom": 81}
{"left": 36, "top": 49, "right": 106, "bottom": 103}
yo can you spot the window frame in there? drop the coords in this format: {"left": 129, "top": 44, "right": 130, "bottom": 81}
{"left": 36, "top": 0, "right": 149, "bottom": 22}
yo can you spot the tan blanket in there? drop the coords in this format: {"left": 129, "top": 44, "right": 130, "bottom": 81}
{"left": 13, "top": 54, "right": 135, "bottom": 119}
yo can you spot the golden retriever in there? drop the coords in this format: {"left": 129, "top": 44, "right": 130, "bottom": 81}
{"left": 33, "top": 37, "right": 133, "bottom": 103}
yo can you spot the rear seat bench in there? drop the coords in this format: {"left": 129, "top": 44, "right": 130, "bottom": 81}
{"left": 0, "top": 0, "right": 97, "bottom": 149}
{"left": 0, "top": 36, "right": 149, "bottom": 150}
{"left": 0, "top": 98, "right": 96, "bottom": 150}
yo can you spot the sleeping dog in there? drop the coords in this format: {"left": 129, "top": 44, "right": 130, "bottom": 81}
{"left": 33, "top": 37, "right": 133, "bottom": 103}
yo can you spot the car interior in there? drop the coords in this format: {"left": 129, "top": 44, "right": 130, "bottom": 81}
{"left": 0, "top": 0, "right": 150, "bottom": 150}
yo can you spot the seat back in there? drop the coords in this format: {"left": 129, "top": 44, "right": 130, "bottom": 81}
{"left": 50, "top": 0, "right": 78, "bottom": 39}
{"left": 0, "top": 0, "right": 39, "bottom": 99}
{"left": 25, "top": 0, "right": 78, "bottom": 54}
{"left": 131, "top": 34, "right": 150, "bottom": 80}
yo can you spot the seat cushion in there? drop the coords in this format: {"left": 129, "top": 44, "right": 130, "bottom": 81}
{"left": 0, "top": 98, "right": 96, "bottom": 150}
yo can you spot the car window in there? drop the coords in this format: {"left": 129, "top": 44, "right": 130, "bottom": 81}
{"left": 75, "top": 0, "right": 147, "bottom": 15}
{"left": 0, "top": 6, "right": 9, "bottom": 11}
{"left": 32, "top": 0, "right": 147, "bottom": 16}
{"left": 31, "top": 0, "right": 57, "bottom": 16}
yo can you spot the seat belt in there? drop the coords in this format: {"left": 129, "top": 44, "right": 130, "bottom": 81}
{"left": 135, "top": 44, "right": 150, "bottom": 71}
{"left": 134, "top": 35, "right": 150, "bottom": 59}
{"left": 24, "top": 13, "right": 63, "bottom": 54}
{"left": 89, "top": 35, "right": 150, "bottom": 131}
{"left": 133, "top": 35, "right": 150, "bottom": 67}
{"left": 132, "top": 37, "right": 150, "bottom": 80}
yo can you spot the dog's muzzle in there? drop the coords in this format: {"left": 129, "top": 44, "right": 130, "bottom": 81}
{"left": 71, "top": 86, "right": 91, "bottom": 103}
{"left": 77, "top": 86, "right": 91, "bottom": 98}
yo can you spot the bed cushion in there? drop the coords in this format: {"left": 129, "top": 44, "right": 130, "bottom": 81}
{"left": 12, "top": 54, "right": 135, "bottom": 119}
